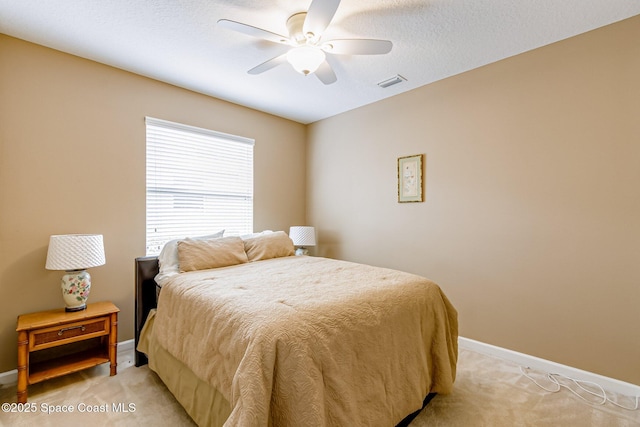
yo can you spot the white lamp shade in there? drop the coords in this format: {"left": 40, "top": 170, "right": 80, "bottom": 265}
{"left": 45, "top": 234, "right": 106, "bottom": 271}
{"left": 286, "top": 46, "right": 325, "bottom": 75}
{"left": 289, "top": 226, "right": 316, "bottom": 247}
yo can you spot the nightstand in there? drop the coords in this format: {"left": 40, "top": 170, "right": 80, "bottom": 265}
{"left": 16, "top": 301, "right": 119, "bottom": 403}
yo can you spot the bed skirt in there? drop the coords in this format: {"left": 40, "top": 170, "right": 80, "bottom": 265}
{"left": 138, "top": 310, "right": 231, "bottom": 426}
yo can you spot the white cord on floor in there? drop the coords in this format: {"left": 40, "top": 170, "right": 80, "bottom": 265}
{"left": 519, "top": 366, "right": 639, "bottom": 411}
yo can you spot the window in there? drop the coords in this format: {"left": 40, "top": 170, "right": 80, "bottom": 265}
{"left": 145, "top": 117, "right": 254, "bottom": 255}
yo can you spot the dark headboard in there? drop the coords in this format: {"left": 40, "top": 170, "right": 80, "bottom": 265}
{"left": 135, "top": 256, "right": 160, "bottom": 367}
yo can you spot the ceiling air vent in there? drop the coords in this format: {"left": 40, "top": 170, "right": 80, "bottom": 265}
{"left": 377, "top": 74, "right": 406, "bottom": 88}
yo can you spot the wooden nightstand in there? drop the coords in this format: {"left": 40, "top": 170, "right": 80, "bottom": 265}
{"left": 16, "top": 301, "right": 119, "bottom": 403}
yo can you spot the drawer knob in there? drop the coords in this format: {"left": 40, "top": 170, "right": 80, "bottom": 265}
{"left": 58, "top": 325, "right": 86, "bottom": 336}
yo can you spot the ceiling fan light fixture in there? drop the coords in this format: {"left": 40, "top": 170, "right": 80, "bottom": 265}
{"left": 219, "top": 0, "right": 393, "bottom": 85}
{"left": 287, "top": 46, "right": 326, "bottom": 76}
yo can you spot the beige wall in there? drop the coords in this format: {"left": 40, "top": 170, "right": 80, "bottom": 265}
{"left": 0, "top": 35, "right": 306, "bottom": 373}
{"left": 1, "top": 15, "right": 638, "bottom": 385}
{"left": 307, "top": 16, "right": 640, "bottom": 384}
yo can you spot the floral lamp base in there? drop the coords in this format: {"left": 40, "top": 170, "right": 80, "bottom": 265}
{"left": 61, "top": 270, "right": 91, "bottom": 312}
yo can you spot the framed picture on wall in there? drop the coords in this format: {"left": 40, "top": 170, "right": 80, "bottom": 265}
{"left": 397, "top": 154, "right": 424, "bottom": 203}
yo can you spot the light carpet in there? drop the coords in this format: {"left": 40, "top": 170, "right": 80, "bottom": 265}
{"left": 0, "top": 348, "right": 637, "bottom": 426}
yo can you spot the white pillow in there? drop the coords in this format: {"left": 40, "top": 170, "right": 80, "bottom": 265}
{"left": 154, "top": 230, "right": 224, "bottom": 286}
{"left": 240, "top": 230, "right": 273, "bottom": 240}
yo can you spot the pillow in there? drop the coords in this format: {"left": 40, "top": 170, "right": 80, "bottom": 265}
{"left": 178, "top": 236, "right": 248, "bottom": 272}
{"left": 240, "top": 230, "right": 273, "bottom": 240}
{"left": 155, "top": 230, "right": 224, "bottom": 285}
{"left": 243, "top": 231, "right": 295, "bottom": 262}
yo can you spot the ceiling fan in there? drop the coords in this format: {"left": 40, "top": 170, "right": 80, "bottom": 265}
{"left": 218, "top": 0, "right": 393, "bottom": 85}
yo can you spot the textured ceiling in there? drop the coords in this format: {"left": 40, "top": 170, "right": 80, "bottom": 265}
{"left": 1, "top": 0, "right": 639, "bottom": 124}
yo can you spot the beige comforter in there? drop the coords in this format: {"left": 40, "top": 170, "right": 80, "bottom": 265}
{"left": 153, "top": 256, "right": 458, "bottom": 426}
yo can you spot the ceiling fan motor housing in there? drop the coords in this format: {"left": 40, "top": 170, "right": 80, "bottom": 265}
{"left": 287, "top": 12, "right": 313, "bottom": 44}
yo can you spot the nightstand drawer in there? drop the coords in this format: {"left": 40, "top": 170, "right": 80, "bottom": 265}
{"left": 29, "top": 317, "right": 110, "bottom": 351}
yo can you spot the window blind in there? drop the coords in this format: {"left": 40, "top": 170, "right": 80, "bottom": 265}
{"left": 145, "top": 117, "right": 254, "bottom": 255}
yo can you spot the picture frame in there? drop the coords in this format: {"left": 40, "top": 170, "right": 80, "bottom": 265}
{"left": 397, "top": 154, "right": 424, "bottom": 203}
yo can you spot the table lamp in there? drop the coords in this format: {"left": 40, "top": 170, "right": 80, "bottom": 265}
{"left": 289, "top": 226, "right": 316, "bottom": 256}
{"left": 45, "top": 234, "right": 106, "bottom": 311}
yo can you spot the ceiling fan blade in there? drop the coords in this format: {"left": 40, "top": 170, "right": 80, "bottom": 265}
{"left": 315, "top": 60, "right": 337, "bottom": 85}
{"left": 323, "top": 39, "right": 393, "bottom": 55}
{"left": 218, "top": 19, "right": 289, "bottom": 45}
{"left": 303, "top": 0, "right": 341, "bottom": 38}
{"left": 248, "top": 54, "right": 288, "bottom": 75}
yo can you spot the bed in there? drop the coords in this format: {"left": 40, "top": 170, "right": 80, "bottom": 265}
{"left": 135, "top": 232, "right": 458, "bottom": 426}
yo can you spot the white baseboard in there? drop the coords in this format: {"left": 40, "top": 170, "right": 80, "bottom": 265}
{"left": 0, "top": 339, "right": 135, "bottom": 387}
{"left": 118, "top": 338, "right": 135, "bottom": 352}
{"left": 3, "top": 337, "right": 638, "bottom": 399}
{"left": 0, "top": 368, "right": 17, "bottom": 387}
{"left": 459, "top": 336, "right": 640, "bottom": 398}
